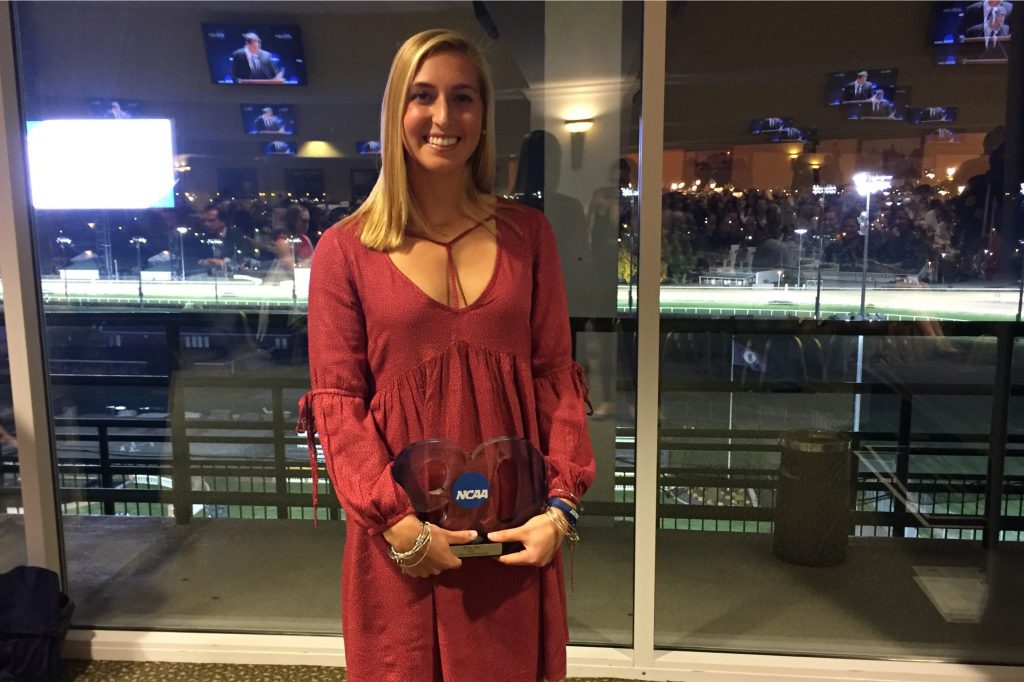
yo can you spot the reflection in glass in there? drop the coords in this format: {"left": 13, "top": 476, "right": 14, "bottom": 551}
{"left": 13, "top": 0, "right": 640, "bottom": 643}
{"left": 656, "top": 328, "right": 1023, "bottom": 660}
{"left": 0, "top": 310, "right": 27, "bottom": 573}
{"left": 656, "top": 0, "right": 1022, "bottom": 665}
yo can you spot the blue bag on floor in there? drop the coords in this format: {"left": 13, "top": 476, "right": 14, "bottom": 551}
{"left": 0, "top": 566, "right": 73, "bottom": 682}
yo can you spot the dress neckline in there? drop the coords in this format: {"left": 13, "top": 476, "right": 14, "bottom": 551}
{"left": 387, "top": 215, "right": 501, "bottom": 313}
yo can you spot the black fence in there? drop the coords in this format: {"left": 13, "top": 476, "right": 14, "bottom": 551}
{"left": 1, "top": 312, "right": 1022, "bottom": 547}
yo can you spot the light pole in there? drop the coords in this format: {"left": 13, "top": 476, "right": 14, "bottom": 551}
{"left": 176, "top": 227, "right": 188, "bottom": 281}
{"left": 1017, "top": 239, "right": 1024, "bottom": 322}
{"left": 207, "top": 238, "right": 224, "bottom": 306}
{"left": 130, "top": 237, "right": 147, "bottom": 307}
{"left": 853, "top": 172, "right": 892, "bottom": 318}
{"left": 794, "top": 228, "right": 807, "bottom": 287}
{"left": 850, "top": 173, "right": 891, "bottom": 436}
{"left": 56, "top": 236, "right": 72, "bottom": 303}
{"left": 289, "top": 237, "right": 301, "bottom": 306}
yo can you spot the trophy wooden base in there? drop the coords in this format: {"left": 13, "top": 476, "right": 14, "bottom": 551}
{"left": 450, "top": 541, "right": 524, "bottom": 558}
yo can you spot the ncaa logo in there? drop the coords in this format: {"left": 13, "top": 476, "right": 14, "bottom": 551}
{"left": 451, "top": 472, "right": 490, "bottom": 509}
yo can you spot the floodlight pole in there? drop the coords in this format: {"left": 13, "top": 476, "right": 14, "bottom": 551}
{"left": 1017, "top": 245, "right": 1024, "bottom": 322}
{"left": 860, "top": 190, "right": 871, "bottom": 319}
{"left": 176, "top": 227, "right": 188, "bottom": 281}
{"left": 133, "top": 239, "right": 144, "bottom": 307}
{"left": 814, "top": 262, "right": 822, "bottom": 321}
{"left": 290, "top": 237, "right": 299, "bottom": 306}
{"left": 794, "top": 228, "right": 807, "bottom": 287}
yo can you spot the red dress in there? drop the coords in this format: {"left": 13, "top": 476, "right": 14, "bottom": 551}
{"left": 298, "top": 199, "right": 596, "bottom": 682}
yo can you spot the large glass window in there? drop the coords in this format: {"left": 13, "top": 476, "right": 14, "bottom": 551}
{"left": 12, "top": 0, "right": 639, "bottom": 640}
{"left": 0, "top": 303, "right": 25, "bottom": 573}
{"left": 655, "top": 0, "right": 1023, "bottom": 663}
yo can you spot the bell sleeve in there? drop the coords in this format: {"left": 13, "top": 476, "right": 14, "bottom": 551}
{"left": 296, "top": 228, "right": 414, "bottom": 534}
{"left": 529, "top": 212, "right": 597, "bottom": 502}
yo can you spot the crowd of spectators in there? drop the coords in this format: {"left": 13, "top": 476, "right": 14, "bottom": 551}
{"left": 653, "top": 172, "right": 1017, "bottom": 286}
{"left": 35, "top": 153, "right": 1021, "bottom": 291}
{"left": 38, "top": 195, "right": 356, "bottom": 281}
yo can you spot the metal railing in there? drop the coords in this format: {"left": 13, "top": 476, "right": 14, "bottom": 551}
{"left": 0, "top": 313, "right": 1021, "bottom": 547}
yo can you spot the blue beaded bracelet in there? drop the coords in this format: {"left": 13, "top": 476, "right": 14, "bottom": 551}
{"left": 546, "top": 497, "right": 579, "bottom": 527}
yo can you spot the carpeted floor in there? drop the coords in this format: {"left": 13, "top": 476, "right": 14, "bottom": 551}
{"left": 61, "top": 661, "right": 344, "bottom": 681}
{"left": 61, "top": 660, "right": 620, "bottom": 681}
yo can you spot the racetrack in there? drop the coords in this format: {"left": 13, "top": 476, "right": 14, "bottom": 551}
{"left": 1, "top": 277, "right": 1019, "bottom": 320}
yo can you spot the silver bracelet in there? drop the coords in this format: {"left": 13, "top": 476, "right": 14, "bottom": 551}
{"left": 387, "top": 521, "right": 431, "bottom": 562}
{"left": 398, "top": 531, "right": 433, "bottom": 570}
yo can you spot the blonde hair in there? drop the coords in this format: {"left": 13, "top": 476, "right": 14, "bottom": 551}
{"left": 350, "top": 28, "right": 496, "bottom": 251}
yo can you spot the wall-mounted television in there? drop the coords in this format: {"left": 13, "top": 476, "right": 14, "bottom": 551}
{"left": 925, "top": 128, "right": 964, "bottom": 144}
{"left": 845, "top": 86, "right": 911, "bottom": 121}
{"left": 88, "top": 99, "right": 143, "bottom": 119}
{"left": 264, "top": 140, "right": 297, "bottom": 156}
{"left": 241, "top": 104, "right": 296, "bottom": 135}
{"left": 825, "top": 68, "right": 898, "bottom": 106}
{"left": 202, "top": 23, "right": 307, "bottom": 85}
{"left": 908, "top": 106, "right": 958, "bottom": 124}
{"left": 356, "top": 140, "right": 382, "bottom": 155}
{"left": 750, "top": 117, "right": 792, "bottom": 134}
{"left": 769, "top": 126, "right": 807, "bottom": 143}
{"left": 932, "top": 1, "right": 1011, "bottom": 64}
{"left": 26, "top": 119, "right": 176, "bottom": 209}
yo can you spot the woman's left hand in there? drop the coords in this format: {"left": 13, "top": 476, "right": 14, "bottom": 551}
{"left": 486, "top": 513, "right": 562, "bottom": 567}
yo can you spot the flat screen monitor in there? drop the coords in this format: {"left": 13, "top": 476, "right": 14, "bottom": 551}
{"left": 26, "top": 119, "right": 175, "bottom": 209}
{"left": 908, "top": 106, "right": 958, "bottom": 124}
{"left": 845, "top": 86, "right": 910, "bottom": 121}
{"left": 242, "top": 104, "right": 296, "bottom": 135}
{"left": 925, "top": 128, "right": 964, "bottom": 143}
{"left": 356, "top": 140, "right": 382, "bottom": 155}
{"left": 769, "top": 126, "right": 807, "bottom": 143}
{"left": 264, "top": 140, "right": 297, "bottom": 156}
{"left": 825, "top": 68, "right": 898, "bottom": 106}
{"left": 202, "top": 23, "right": 307, "bottom": 85}
{"left": 932, "top": 1, "right": 1011, "bottom": 64}
{"left": 750, "top": 117, "right": 792, "bottom": 134}
{"left": 88, "top": 99, "right": 143, "bottom": 119}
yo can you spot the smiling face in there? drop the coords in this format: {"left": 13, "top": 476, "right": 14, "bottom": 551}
{"left": 402, "top": 50, "right": 484, "bottom": 180}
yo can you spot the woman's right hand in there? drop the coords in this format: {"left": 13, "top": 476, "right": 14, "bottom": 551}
{"left": 383, "top": 515, "right": 478, "bottom": 577}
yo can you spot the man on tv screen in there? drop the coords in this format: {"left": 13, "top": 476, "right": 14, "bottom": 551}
{"left": 921, "top": 106, "right": 954, "bottom": 123}
{"left": 965, "top": 0, "right": 1012, "bottom": 45}
{"left": 231, "top": 32, "right": 282, "bottom": 82}
{"left": 254, "top": 107, "right": 285, "bottom": 133}
{"left": 842, "top": 71, "right": 875, "bottom": 102}
{"left": 866, "top": 90, "right": 895, "bottom": 117}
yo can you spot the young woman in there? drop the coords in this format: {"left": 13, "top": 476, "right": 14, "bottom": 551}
{"left": 298, "top": 29, "right": 595, "bottom": 681}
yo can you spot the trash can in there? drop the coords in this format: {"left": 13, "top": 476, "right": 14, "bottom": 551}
{"left": 773, "top": 429, "right": 852, "bottom": 567}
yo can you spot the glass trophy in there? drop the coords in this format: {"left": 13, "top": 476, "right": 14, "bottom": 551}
{"left": 391, "top": 436, "right": 548, "bottom": 557}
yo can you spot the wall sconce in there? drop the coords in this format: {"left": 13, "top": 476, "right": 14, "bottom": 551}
{"left": 565, "top": 119, "right": 594, "bottom": 169}
{"left": 564, "top": 119, "right": 594, "bottom": 133}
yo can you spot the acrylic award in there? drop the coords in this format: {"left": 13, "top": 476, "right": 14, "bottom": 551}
{"left": 391, "top": 436, "right": 548, "bottom": 557}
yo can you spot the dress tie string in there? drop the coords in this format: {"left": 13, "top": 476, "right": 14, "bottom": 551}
{"left": 408, "top": 218, "right": 491, "bottom": 308}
